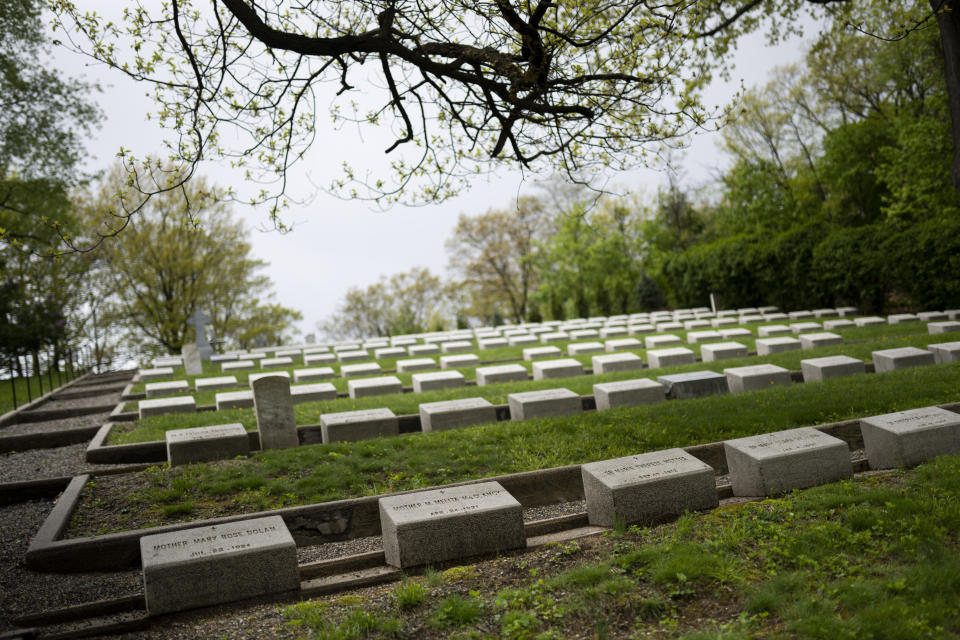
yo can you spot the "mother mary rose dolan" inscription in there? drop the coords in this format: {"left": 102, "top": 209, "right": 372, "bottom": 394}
{"left": 140, "top": 515, "right": 300, "bottom": 615}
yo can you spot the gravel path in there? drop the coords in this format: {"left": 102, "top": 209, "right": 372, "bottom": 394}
{"left": 0, "top": 411, "right": 110, "bottom": 437}
{"left": 0, "top": 443, "right": 143, "bottom": 483}
{"left": 0, "top": 500, "right": 142, "bottom": 632}
{"left": 33, "top": 394, "right": 121, "bottom": 411}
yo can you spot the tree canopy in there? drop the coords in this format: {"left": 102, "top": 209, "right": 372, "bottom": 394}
{"left": 55, "top": 0, "right": 951, "bottom": 221}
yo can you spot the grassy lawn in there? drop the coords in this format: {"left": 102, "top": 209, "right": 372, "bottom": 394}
{"left": 112, "top": 330, "right": 960, "bottom": 445}
{"left": 76, "top": 360, "right": 960, "bottom": 532}
{"left": 280, "top": 455, "right": 960, "bottom": 639}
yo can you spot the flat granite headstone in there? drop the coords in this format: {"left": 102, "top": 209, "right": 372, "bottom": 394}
{"left": 723, "top": 364, "right": 791, "bottom": 393}
{"left": 605, "top": 338, "right": 642, "bottom": 352}
{"left": 304, "top": 354, "right": 335, "bottom": 366}
{"left": 657, "top": 371, "right": 729, "bottom": 399}
{"left": 222, "top": 360, "right": 255, "bottom": 373}
{"left": 408, "top": 344, "right": 439, "bottom": 356}
{"left": 319, "top": 408, "right": 399, "bottom": 443}
{"left": 700, "top": 342, "right": 748, "bottom": 362}
{"left": 592, "top": 353, "right": 643, "bottom": 374}
{"left": 756, "top": 337, "right": 802, "bottom": 355}
{"left": 581, "top": 448, "right": 718, "bottom": 526}
{"left": 340, "top": 363, "right": 382, "bottom": 378}
{"left": 646, "top": 347, "right": 696, "bottom": 369}
{"left": 532, "top": 358, "right": 584, "bottom": 381}
{"left": 397, "top": 358, "right": 437, "bottom": 373}
{"left": 379, "top": 481, "right": 525, "bottom": 568}
{"left": 182, "top": 343, "right": 203, "bottom": 376}
{"left": 508, "top": 335, "right": 538, "bottom": 346}
{"left": 800, "top": 356, "right": 865, "bottom": 382}
{"left": 918, "top": 311, "right": 949, "bottom": 322}
{"left": 348, "top": 376, "right": 403, "bottom": 399}
{"left": 145, "top": 380, "right": 190, "bottom": 398}
{"left": 929, "top": 321, "right": 960, "bottom": 334}
{"left": 593, "top": 379, "right": 665, "bottom": 410}
{"left": 855, "top": 316, "right": 886, "bottom": 327}
{"left": 215, "top": 390, "right": 254, "bottom": 410}
{"left": 412, "top": 371, "right": 466, "bottom": 393}
{"left": 523, "top": 346, "right": 563, "bottom": 361}
{"left": 140, "top": 515, "right": 299, "bottom": 615}
{"left": 252, "top": 376, "right": 299, "bottom": 450}
{"left": 290, "top": 383, "right": 337, "bottom": 403}
{"left": 823, "top": 319, "right": 855, "bottom": 330}
{"left": 508, "top": 388, "right": 582, "bottom": 420}
{"left": 567, "top": 341, "right": 605, "bottom": 355}
{"left": 686, "top": 330, "right": 723, "bottom": 344}
{"left": 724, "top": 427, "right": 852, "bottom": 496}
{"left": 166, "top": 423, "right": 249, "bottom": 466}
{"left": 476, "top": 364, "right": 529, "bottom": 385}
{"left": 440, "top": 340, "right": 473, "bottom": 353}
{"left": 872, "top": 347, "right": 936, "bottom": 373}
{"left": 757, "top": 324, "right": 793, "bottom": 338}
{"left": 860, "top": 406, "right": 960, "bottom": 470}
{"left": 261, "top": 356, "right": 294, "bottom": 369}
{"left": 645, "top": 335, "right": 683, "bottom": 349}
{"left": 420, "top": 397, "right": 497, "bottom": 431}
{"left": 928, "top": 341, "right": 960, "bottom": 364}
{"left": 293, "top": 367, "right": 335, "bottom": 383}
{"left": 798, "top": 332, "right": 843, "bottom": 349}
{"left": 440, "top": 354, "right": 480, "bottom": 369}
{"left": 139, "top": 396, "right": 196, "bottom": 419}
{"left": 195, "top": 376, "right": 238, "bottom": 392}
{"left": 337, "top": 350, "right": 370, "bottom": 363}
{"left": 139, "top": 367, "right": 175, "bottom": 382}
{"left": 375, "top": 347, "right": 407, "bottom": 359}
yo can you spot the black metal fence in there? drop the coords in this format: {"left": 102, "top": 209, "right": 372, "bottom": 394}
{"left": 4, "top": 347, "right": 95, "bottom": 413}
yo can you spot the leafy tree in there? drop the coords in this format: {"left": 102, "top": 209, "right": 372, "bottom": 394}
{"left": 445, "top": 196, "right": 552, "bottom": 324}
{"left": 320, "top": 267, "right": 450, "bottom": 339}
{"left": 83, "top": 164, "right": 300, "bottom": 354}
{"left": 534, "top": 197, "right": 647, "bottom": 319}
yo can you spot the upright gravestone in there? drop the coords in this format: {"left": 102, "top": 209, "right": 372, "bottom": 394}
{"left": 252, "top": 375, "right": 299, "bottom": 450}
{"left": 186, "top": 307, "right": 214, "bottom": 360}
{"left": 182, "top": 342, "right": 203, "bottom": 376}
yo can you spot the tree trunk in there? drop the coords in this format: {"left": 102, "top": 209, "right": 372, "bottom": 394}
{"left": 932, "top": 0, "right": 960, "bottom": 197}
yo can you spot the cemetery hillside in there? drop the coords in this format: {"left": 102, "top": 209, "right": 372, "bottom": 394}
{"left": 2, "top": 1, "right": 960, "bottom": 639}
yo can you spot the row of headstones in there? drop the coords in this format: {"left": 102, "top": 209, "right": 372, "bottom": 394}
{"left": 141, "top": 401, "right": 960, "bottom": 615}
{"left": 145, "top": 305, "right": 835, "bottom": 369}
{"left": 142, "top": 311, "right": 960, "bottom": 383}
{"left": 138, "top": 313, "right": 941, "bottom": 393}
{"left": 161, "top": 342, "right": 960, "bottom": 467}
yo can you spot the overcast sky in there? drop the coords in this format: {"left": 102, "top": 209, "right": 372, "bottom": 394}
{"left": 52, "top": 5, "right": 822, "bottom": 337}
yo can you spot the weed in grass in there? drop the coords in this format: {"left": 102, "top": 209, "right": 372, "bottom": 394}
{"left": 281, "top": 604, "right": 399, "bottom": 640}
{"left": 424, "top": 567, "right": 443, "bottom": 587}
{"left": 499, "top": 609, "right": 542, "bottom": 640}
{"left": 441, "top": 565, "right": 478, "bottom": 582}
{"left": 333, "top": 595, "right": 365, "bottom": 607}
{"left": 393, "top": 579, "right": 427, "bottom": 610}
{"left": 634, "top": 596, "right": 672, "bottom": 621}
{"left": 161, "top": 502, "right": 194, "bottom": 518}
{"left": 429, "top": 594, "right": 484, "bottom": 629}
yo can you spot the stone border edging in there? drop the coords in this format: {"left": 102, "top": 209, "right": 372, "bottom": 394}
{"left": 0, "top": 424, "right": 104, "bottom": 454}
{"left": 26, "top": 400, "right": 920, "bottom": 573}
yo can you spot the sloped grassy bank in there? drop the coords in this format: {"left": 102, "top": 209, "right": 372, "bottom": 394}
{"left": 69, "top": 361, "right": 960, "bottom": 535}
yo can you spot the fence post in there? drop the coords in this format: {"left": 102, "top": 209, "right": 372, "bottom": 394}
{"left": 24, "top": 355, "right": 32, "bottom": 404}
{"left": 9, "top": 358, "right": 17, "bottom": 411}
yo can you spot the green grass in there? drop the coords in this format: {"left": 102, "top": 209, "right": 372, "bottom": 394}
{"left": 279, "top": 455, "right": 960, "bottom": 638}
{"left": 90, "top": 359, "right": 960, "bottom": 528}
{"left": 111, "top": 330, "right": 960, "bottom": 445}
